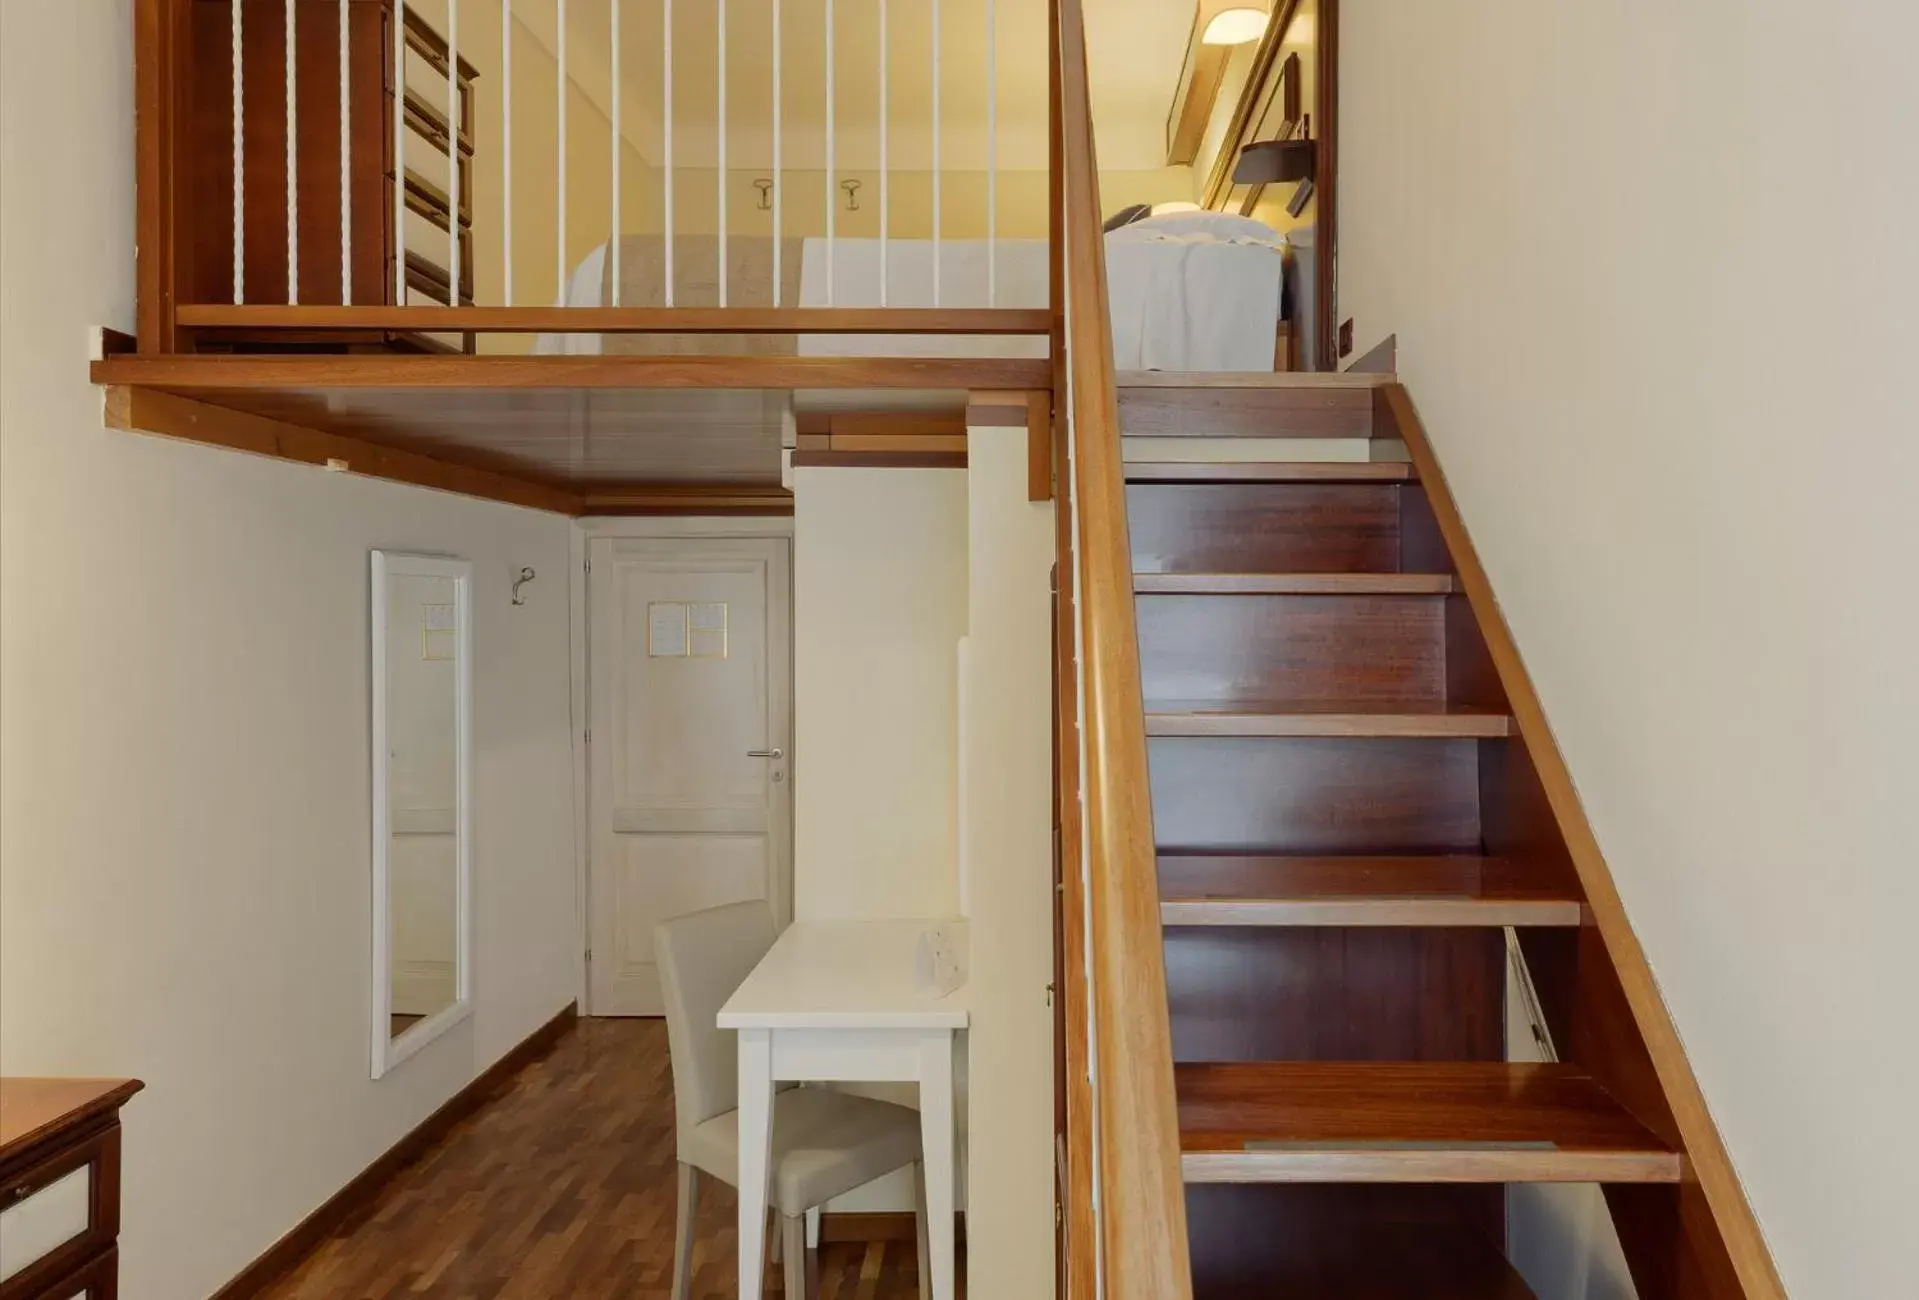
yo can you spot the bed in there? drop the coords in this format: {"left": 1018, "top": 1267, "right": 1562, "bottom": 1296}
{"left": 540, "top": 211, "right": 1297, "bottom": 373}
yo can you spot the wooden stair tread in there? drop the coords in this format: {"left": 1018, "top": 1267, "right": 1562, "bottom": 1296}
{"left": 1144, "top": 704, "right": 1513, "bottom": 738}
{"left": 1124, "top": 461, "right": 1415, "bottom": 484}
{"left": 1191, "top": 1221, "right": 1538, "bottom": 1299}
{"left": 1158, "top": 855, "right": 1583, "bottom": 927}
{"left": 1118, "top": 385, "right": 1376, "bottom": 439}
{"left": 1135, "top": 572, "right": 1455, "bottom": 595}
{"left": 1178, "top": 1063, "right": 1682, "bottom": 1184}
{"left": 1118, "top": 371, "right": 1397, "bottom": 389}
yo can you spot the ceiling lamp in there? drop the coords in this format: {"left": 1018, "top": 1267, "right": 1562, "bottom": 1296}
{"left": 1166, "top": 2, "right": 1272, "bottom": 165}
{"left": 1201, "top": 7, "right": 1269, "bottom": 46}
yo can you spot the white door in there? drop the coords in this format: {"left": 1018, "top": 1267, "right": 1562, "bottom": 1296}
{"left": 588, "top": 537, "right": 792, "bottom": 1016}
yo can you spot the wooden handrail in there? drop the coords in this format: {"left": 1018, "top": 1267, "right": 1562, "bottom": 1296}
{"left": 1051, "top": 0, "right": 1195, "bottom": 1295}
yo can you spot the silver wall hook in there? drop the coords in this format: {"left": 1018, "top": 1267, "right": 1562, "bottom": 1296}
{"left": 511, "top": 566, "right": 536, "bottom": 606}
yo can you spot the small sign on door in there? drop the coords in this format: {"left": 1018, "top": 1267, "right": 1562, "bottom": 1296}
{"left": 648, "top": 601, "right": 729, "bottom": 658}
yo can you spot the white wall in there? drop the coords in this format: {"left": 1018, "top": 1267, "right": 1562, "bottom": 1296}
{"left": 792, "top": 467, "right": 970, "bottom": 920}
{"left": 0, "top": 4, "right": 580, "bottom": 1297}
{"left": 789, "top": 443, "right": 1056, "bottom": 1295}
{"left": 958, "top": 427, "right": 1059, "bottom": 1297}
{"left": 1337, "top": 3, "right": 1919, "bottom": 1296}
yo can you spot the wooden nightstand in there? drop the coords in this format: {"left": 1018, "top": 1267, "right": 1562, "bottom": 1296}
{"left": 0, "top": 1079, "right": 143, "bottom": 1300}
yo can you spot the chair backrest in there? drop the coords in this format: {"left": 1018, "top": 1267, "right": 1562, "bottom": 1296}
{"left": 654, "top": 900, "right": 777, "bottom": 1137}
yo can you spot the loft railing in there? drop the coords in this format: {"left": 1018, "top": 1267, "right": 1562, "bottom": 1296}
{"left": 1048, "top": 0, "right": 1193, "bottom": 1295}
{"left": 133, "top": 0, "right": 1051, "bottom": 353}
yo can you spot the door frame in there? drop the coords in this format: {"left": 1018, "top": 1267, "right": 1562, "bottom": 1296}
{"left": 571, "top": 516, "right": 797, "bottom": 1015}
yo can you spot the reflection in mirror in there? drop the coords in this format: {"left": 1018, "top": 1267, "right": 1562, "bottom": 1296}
{"left": 371, "top": 552, "right": 472, "bottom": 1078}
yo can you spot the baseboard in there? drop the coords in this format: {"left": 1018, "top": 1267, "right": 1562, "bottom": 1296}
{"left": 820, "top": 1211, "right": 968, "bottom": 1245}
{"left": 210, "top": 1002, "right": 579, "bottom": 1299}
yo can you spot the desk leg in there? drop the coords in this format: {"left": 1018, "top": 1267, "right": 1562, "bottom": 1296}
{"left": 917, "top": 1031, "right": 958, "bottom": 1300}
{"left": 738, "top": 1029, "right": 774, "bottom": 1299}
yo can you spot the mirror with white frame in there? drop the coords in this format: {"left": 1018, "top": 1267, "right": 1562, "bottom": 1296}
{"left": 370, "top": 551, "right": 473, "bottom": 1078}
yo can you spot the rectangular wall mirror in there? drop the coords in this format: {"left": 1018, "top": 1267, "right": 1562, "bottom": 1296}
{"left": 370, "top": 551, "right": 473, "bottom": 1079}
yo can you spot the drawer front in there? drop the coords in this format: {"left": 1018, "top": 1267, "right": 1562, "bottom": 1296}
{"left": 39, "top": 1246, "right": 116, "bottom": 1300}
{"left": 0, "top": 1166, "right": 91, "bottom": 1281}
{"left": 46, "top": 1244, "right": 117, "bottom": 1298}
{"left": 0, "top": 1124, "right": 119, "bottom": 1300}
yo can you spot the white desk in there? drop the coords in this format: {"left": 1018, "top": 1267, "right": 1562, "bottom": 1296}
{"left": 718, "top": 919, "right": 968, "bottom": 1300}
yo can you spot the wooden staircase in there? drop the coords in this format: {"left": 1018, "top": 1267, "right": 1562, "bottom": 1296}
{"left": 1114, "top": 375, "right": 1776, "bottom": 1299}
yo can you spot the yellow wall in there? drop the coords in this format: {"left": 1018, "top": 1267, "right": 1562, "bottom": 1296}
{"left": 413, "top": 5, "right": 1190, "bottom": 308}
{"left": 1193, "top": 0, "right": 1321, "bottom": 235}
{"left": 959, "top": 424, "right": 1059, "bottom": 1297}
{"left": 594, "top": 165, "right": 1192, "bottom": 240}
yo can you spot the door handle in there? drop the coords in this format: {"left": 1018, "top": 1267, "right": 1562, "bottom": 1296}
{"left": 748, "top": 748, "right": 784, "bottom": 759}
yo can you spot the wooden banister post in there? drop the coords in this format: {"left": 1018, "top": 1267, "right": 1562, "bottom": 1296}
{"left": 135, "top": 0, "right": 187, "bottom": 353}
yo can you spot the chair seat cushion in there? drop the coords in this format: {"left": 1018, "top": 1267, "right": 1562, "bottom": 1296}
{"left": 683, "top": 1088, "right": 922, "bottom": 1214}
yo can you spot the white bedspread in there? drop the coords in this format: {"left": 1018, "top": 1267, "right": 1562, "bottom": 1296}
{"left": 1104, "top": 229, "right": 1286, "bottom": 372}
{"left": 540, "top": 222, "right": 1289, "bottom": 371}
{"left": 798, "top": 231, "right": 1285, "bottom": 370}
{"left": 797, "top": 239, "right": 1050, "bottom": 360}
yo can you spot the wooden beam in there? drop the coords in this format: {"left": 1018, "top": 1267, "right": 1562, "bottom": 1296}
{"left": 967, "top": 390, "right": 1055, "bottom": 501}
{"left": 576, "top": 485, "right": 795, "bottom": 516}
{"left": 93, "top": 355, "right": 1056, "bottom": 392}
{"left": 789, "top": 450, "right": 968, "bottom": 470}
{"left": 174, "top": 305, "right": 1056, "bottom": 335}
{"left": 1027, "top": 393, "right": 1054, "bottom": 501}
{"left": 791, "top": 411, "right": 970, "bottom": 456}
{"left": 104, "top": 387, "right": 580, "bottom": 515}
{"left": 819, "top": 412, "right": 966, "bottom": 440}
{"left": 135, "top": 0, "right": 185, "bottom": 354}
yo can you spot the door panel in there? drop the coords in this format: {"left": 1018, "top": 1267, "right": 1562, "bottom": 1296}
{"left": 589, "top": 537, "right": 792, "bottom": 1015}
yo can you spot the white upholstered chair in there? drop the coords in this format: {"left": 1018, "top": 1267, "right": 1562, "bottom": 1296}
{"left": 656, "top": 901, "right": 929, "bottom": 1299}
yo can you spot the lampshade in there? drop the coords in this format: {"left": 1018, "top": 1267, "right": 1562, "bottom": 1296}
{"left": 1168, "top": 2, "right": 1273, "bottom": 165}
{"left": 1201, "top": 7, "right": 1269, "bottom": 46}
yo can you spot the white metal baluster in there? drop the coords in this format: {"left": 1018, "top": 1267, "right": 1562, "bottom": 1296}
{"left": 286, "top": 0, "right": 299, "bottom": 303}
{"left": 611, "top": 0, "right": 621, "bottom": 306}
{"left": 340, "top": 0, "right": 352, "bottom": 304}
{"left": 502, "top": 0, "right": 513, "bottom": 304}
{"left": 929, "top": 0, "right": 939, "bottom": 306}
{"left": 986, "top": 0, "right": 995, "bottom": 306}
{"left": 232, "top": 0, "right": 245, "bottom": 304}
{"left": 447, "top": 0, "right": 460, "bottom": 304}
{"left": 394, "top": 0, "right": 407, "bottom": 303}
{"left": 663, "top": 0, "right": 673, "bottom": 306}
{"left": 878, "top": 0, "right": 886, "bottom": 307}
{"left": 824, "top": 0, "right": 834, "bottom": 305}
{"left": 717, "top": 0, "right": 727, "bottom": 308}
{"left": 771, "top": 0, "right": 781, "bottom": 304}
{"left": 557, "top": 0, "right": 568, "bottom": 305}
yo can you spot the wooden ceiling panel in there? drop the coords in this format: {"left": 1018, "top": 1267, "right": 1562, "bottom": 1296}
{"left": 90, "top": 354, "right": 1053, "bottom": 513}
{"left": 137, "top": 385, "right": 789, "bottom": 487}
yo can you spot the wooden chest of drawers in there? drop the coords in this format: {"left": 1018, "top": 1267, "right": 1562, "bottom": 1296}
{"left": 0, "top": 1079, "right": 142, "bottom": 1300}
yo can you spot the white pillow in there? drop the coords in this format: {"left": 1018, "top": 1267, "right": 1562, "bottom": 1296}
{"left": 1113, "top": 211, "right": 1284, "bottom": 245}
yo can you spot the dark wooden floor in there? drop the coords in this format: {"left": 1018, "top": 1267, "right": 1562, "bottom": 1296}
{"left": 263, "top": 1018, "right": 933, "bottom": 1299}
